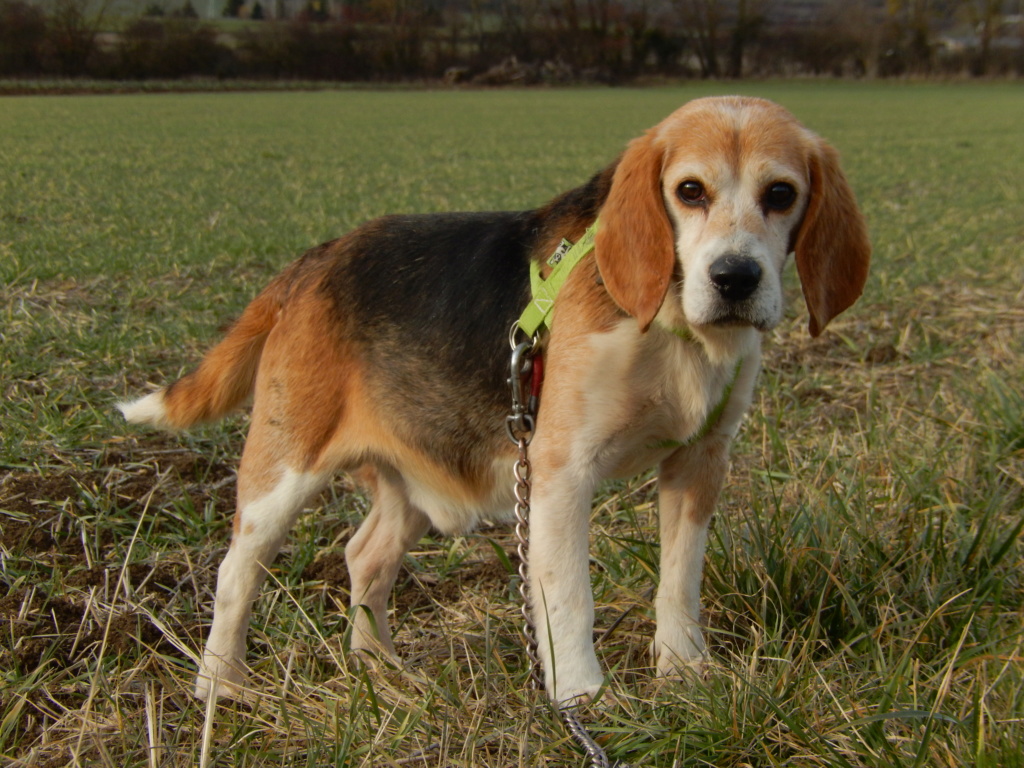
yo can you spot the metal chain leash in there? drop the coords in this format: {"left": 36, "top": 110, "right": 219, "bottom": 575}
{"left": 507, "top": 333, "right": 629, "bottom": 768}
{"left": 511, "top": 434, "right": 542, "bottom": 688}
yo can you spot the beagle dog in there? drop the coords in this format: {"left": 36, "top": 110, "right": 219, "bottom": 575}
{"left": 120, "top": 96, "right": 870, "bottom": 706}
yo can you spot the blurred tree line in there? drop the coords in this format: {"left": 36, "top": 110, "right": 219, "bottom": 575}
{"left": 0, "top": 0, "right": 1020, "bottom": 81}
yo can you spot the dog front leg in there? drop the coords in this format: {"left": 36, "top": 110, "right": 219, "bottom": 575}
{"left": 528, "top": 474, "right": 604, "bottom": 705}
{"left": 652, "top": 434, "right": 730, "bottom": 677}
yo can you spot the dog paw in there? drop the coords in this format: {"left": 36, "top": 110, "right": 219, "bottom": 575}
{"left": 347, "top": 645, "right": 401, "bottom": 672}
{"left": 553, "top": 682, "right": 605, "bottom": 708}
{"left": 194, "top": 669, "right": 245, "bottom": 701}
{"left": 558, "top": 684, "right": 630, "bottom": 714}
{"left": 655, "top": 654, "right": 707, "bottom": 683}
{"left": 652, "top": 630, "right": 707, "bottom": 680}
{"left": 547, "top": 658, "right": 606, "bottom": 707}
{"left": 194, "top": 656, "right": 247, "bottom": 701}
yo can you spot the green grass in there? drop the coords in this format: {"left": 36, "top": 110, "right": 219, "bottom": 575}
{"left": 1, "top": 83, "right": 1022, "bottom": 767}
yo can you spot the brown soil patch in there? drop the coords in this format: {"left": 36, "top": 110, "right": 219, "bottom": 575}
{"left": 302, "top": 550, "right": 350, "bottom": 589}
{"left": 0, "top": 440, "right": 229, "bottom": 681}
{"left": 395, "top": 555, "right": 514, "bottom": 614}
{"left": 0, "top": 579, "right": 187, "bottom": 672}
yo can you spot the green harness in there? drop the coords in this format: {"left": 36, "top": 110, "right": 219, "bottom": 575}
{"left": 516, "top": 221, "right": 600, "bottom": 338}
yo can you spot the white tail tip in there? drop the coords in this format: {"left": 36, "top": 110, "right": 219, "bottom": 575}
{"left": 118, "top": 391, "right": 170, "bottom": 428}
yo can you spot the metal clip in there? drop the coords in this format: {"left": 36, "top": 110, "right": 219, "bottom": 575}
{"left": 506, "top": 339, "right": 537, "bottom": 444}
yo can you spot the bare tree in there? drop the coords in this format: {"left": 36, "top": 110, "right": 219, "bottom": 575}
{"left": 496, "top": 0, "right": 546, "bottom": 60}
{"left": 368, "top": 0, "right": 426, "bottom": 74}
{"left": 677, "top": 0, "right": 721, "bottom": 76}
{"left": 585, "top": 0, "right": 611, "bottom": 38}
{"left": 47, "top": 0, "right": 113, "bottom": 74}
{"left": 962, "top": 0, "right": 1007, "bottom": 74}
{"left": 880, "top": 0, "right": 935, "bottom": 73}
{"left": 550, "top": 0, "right": 583, "bottom": 44}
{"left": 727, "top": 0, "right": 766, "bottom": 77}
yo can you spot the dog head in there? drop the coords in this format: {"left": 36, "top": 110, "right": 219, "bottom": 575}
{"left": 594, "top": 96, "right": 871, "bottom": 337}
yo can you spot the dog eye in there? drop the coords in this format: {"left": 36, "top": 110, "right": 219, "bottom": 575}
{"left": 677, "top": 180, "right": 706, "bottom": 206}
{"left": 763, "top": 182, "right": 796, "bottom": 211}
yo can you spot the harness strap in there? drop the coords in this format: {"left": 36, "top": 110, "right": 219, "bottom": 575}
{"left": 516, "top": 220, "right": 599, "bottom": 338}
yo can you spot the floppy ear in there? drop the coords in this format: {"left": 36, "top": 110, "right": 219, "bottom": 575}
{"left": 794, "top": 139, "right": 872, "bottom": 337}
{"left": 595, "top": 131, "right": 676, "bottom": 332}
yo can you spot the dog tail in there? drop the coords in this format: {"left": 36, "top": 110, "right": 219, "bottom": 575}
{"left": 119, "top": 274, "right": 289, "bottom": 431}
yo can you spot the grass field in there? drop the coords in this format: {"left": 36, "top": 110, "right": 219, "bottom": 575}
{"left": 1, "top": 83, "right": 1022, "bottom": 767}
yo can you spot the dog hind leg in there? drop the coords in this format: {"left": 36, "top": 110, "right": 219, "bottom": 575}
{"left": 195, "top": 459, "right": 328, "bottom": 701}
{"left": 345, "top": 470, "right": 430, "bottom": 661}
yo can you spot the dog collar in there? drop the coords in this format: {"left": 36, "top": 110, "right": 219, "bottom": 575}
{"left": 516, "top": 220, "right": 599, "bottom": 338}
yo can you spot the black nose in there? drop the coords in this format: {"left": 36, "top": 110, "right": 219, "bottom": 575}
{"left": 709, "top": 254, "right": 762, "bottom": 301}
